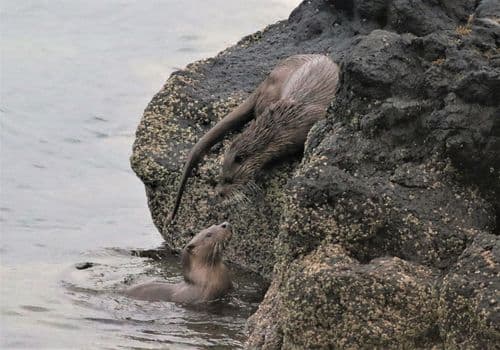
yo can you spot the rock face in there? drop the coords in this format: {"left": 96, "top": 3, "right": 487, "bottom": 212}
{"left": 131, "top": 0, "right": 500, "bottom": 348}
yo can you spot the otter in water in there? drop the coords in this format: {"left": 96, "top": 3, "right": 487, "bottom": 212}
{"left": 125, "top": 222, "right": 233, "bottom": 303}
{"left": 169, "top": 54, "right": 339, "bottom": 222}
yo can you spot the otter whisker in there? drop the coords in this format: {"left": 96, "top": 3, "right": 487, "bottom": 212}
{"left": 239, "top": 193, "right": 251, "bottom": 206}
{"left": 224, "top": 188, "right": 244, "bottom": 206}
{"left": 224, "top": 194, "right": 236, "bottom": 206}
{"left": 230, "top": 192, "right": 236, "bottom": 200}
{"left": 246, "top": 180, "right": 261, "bottom": 196}
{"left": 240, "top": 194, "right": 249, "bottom": 205}
{"left": 240, "top": 192, "right": 251, "bottom": 205}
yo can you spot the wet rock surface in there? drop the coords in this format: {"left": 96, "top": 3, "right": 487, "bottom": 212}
{"left": 131, "top": 0, "right": 500, "bottom": 348}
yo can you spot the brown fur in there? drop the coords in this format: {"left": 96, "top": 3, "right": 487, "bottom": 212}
{"left": 169, "top": 54, "right": 339, "bottom": 222}
{"left": 125, "top": 222, "right": 232, "bottom": 303}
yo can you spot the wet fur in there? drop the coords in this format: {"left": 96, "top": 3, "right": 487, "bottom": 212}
{"left": 169, "top": 54, "right": 339, "bottom": 222}
{"left": 125, "top": 223, "right": 232, "bottom": 303}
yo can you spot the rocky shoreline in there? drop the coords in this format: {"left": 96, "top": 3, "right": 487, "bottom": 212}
{"left": 131, "top": 0, "right": 499, "bottom": 348}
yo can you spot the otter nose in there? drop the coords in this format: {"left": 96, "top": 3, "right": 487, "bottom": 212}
{"left": 216, "top": 186, "right": 226, "bottom": 199}
{"left": 220, "top": 222, "right": 230, "bottom": 229}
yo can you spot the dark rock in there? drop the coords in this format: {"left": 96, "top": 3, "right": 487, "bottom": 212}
{"left": 130, "top": 0, "right": 500, "bottom": 348}
{"left": 343, "top": 30, "right": 423, "bottom": 99}
{"left": 245, "top": 278, "right": 284, "bottom": 349}
{"left": 387, "top": 0, "right": 454, "bottom": 36}
{"left": 476, "top": 0, "right": 500, "bottom": 19}
{"left": 130, "top": 245, "right": 178, "bottom": 260}
{"left": 454, "top": 69, "right": 500, "bottom": 106}
{"left": 439, "top": 233, "right": 500, "bottom": 347}
{"left": 75, "top": 262, "right": 94, "bottom": 270}
{"left": 356, "top": 0, "right": 388, "bottom": 23}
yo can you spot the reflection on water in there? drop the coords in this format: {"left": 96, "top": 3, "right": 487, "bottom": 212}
{"left": 0, "top": 0, "right": 298, "bottom": 348}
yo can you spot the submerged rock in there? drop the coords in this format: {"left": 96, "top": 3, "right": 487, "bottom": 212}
{"left": 131, "top": 0, "right": 499, "bottom": 348}
{"left": 75, "top": 262, "right": 95, "bottom": 270}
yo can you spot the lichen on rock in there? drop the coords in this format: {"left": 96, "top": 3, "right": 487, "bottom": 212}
{"left": 131, "top": 0, "right": 500, "bottom": 348}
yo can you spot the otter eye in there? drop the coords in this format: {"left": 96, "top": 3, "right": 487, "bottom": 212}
{"left": 234, "top": 155, "right": 243, "bottom": 163}
{"left": 206, "top": 232, "right": 213, "bottom": 238}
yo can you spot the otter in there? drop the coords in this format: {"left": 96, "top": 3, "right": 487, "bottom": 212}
{"left": 169, "top": 54, "right": 339, "bottom": 222}
{"left": 125, "top": 222, "right": 233, "bottom": 303}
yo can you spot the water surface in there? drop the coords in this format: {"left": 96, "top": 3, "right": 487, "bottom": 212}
{"left": 0, "top": 1, "right": 298, "bottom": 348}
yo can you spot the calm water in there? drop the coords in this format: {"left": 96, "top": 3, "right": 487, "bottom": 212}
{"left": 0, "top": 1, "right": 298, "bottom": 348}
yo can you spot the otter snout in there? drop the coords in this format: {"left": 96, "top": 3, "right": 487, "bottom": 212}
{"left": 219, "top": 221, "right": 232, "bottom": 239}
{"left": 215, "top": 184, "right": 233, "bottom": 201}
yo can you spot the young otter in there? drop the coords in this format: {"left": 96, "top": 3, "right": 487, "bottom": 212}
{"left": 125, "top": 222, "right": 232, "bottom": 303}
{"left": 169, "top": 54, "right": 339, "bottom": 222}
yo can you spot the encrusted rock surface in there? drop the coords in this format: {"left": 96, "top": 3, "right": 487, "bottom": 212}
{"left": 131, "top": 0, "right": 499, "bottom": 348}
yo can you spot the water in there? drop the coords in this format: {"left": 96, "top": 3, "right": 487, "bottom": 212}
{"left": 0, "top": 1, "right": 298, "bottom": 348}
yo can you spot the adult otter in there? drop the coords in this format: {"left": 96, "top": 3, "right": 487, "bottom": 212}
{"left": 125, "top": 222, "right": 232, "bottom": 303}
{"left": 169, "top": 54, "right": 339, "bottom": 222}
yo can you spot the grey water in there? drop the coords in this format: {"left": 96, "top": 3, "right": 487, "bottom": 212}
{"left": 0, "top": 1, "right": 298, "bottom": 348}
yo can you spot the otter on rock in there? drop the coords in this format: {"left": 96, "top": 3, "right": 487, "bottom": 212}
{"left": 170, "top": 54, "right": 339, "bottom": 222}
{"left": 125, "top": 222, "right": 233, "bottom": 303}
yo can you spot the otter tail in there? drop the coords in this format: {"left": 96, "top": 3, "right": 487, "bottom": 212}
{"left": 168, "top": 92, "right": 257, "bottom": 224}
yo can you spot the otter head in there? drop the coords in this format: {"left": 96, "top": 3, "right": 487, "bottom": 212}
{"left": 216, "top": 145, "right": 257, "bottom": 199}
{"left": 181, "top": 222, "right": 232, "bottom": 279}
{"left": 216, "top": 119, "right": 274, "bottom": 200}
